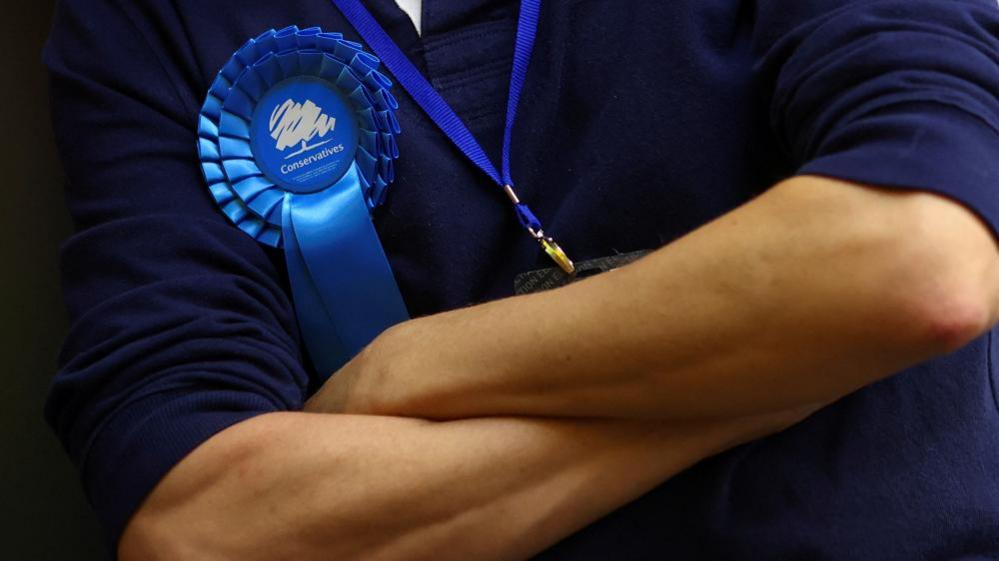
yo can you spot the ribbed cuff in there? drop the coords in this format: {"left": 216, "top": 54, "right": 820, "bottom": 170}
{"left": 799, "top": 101, "right": 999, "bottom": 239}
{"left": 80, "top": 386, "right": 281, "bottom": 554}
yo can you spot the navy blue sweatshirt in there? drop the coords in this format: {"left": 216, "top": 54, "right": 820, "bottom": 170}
{"left": 45, "top": 0, "right": 999, "bottom": 558}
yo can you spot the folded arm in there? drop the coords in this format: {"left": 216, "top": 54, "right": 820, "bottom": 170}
{"left": 118, "top": 407, "right": 813, "bottom": 561}
{"left": 312, "top": 177, "right": 999, "bottom": 421}
{"left": 308, "top": 1, "right": 998, "bottom": 423}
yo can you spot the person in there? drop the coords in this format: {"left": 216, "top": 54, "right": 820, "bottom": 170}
{"left": 44, "top": 0, "right": 999, "bottom": 559}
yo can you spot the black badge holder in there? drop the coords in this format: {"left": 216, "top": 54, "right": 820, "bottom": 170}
{"left": 514, "top": 250, "right": 651, "bottom": 295}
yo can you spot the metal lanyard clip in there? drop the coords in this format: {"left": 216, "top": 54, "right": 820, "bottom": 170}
{"left": 504, "top": 184, "right": 575, "bottom": 275}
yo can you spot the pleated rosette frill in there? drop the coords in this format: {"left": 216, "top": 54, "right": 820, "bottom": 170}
{"left": 197, "top": 25, "right": 401, "bottom": 248}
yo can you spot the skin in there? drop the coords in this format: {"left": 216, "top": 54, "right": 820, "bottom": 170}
{"left": 119, "top": 409, "right": 816, "bottom": 561}
{"left": 311, "top": 176, "right": 999, "bottom": 421}
{"left": 120, "top": 176, "right": 999, "bottom": 561}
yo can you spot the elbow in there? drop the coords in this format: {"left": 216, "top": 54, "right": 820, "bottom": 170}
{"left": 868, "top": 198, "right": 998, "bottom": 355}
{"left": 907, "top": 285, "right": 992, "bottom": 355}
{"left": 859, "top": 261, "right": 993, "bottom": 358}
{"left": 119, "top": 504, "right": 191, "bottom": 561}
{"left": 118, "top": 414, "right": 290, "bottom": 561}
{"left": 118, "top": 479, "right": 238, "bottom": 561}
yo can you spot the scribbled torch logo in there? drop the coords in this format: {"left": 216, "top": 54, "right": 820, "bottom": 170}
{"left": 269, "top": 98, "right": 336, "bottom": 159}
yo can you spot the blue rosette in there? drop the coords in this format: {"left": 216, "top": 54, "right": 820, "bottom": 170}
{"left": 197, "top": 26, "right": 408, "bottom": 374}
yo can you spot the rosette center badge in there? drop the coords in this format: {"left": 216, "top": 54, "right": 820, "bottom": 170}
{"left": 252, "top": 78, "right": 358, "bottom": 193}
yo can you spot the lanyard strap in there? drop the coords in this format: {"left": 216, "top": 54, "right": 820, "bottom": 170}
{"left": 330, "top": 0, "right": 575, "bottom": 273}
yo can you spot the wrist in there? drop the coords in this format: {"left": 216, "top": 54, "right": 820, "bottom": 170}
{"left": 339, "top": 320, "right": 419, "bottom": 416}
{"left": 303, "top": 342, "right": 379, "bottom": 415}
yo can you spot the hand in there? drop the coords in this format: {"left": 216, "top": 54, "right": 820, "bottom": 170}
{"left": 304, "top": 357, "right": 359, "bottom": 414}
{"left": 304, "top": 325, "right": 398, "bottom": 414}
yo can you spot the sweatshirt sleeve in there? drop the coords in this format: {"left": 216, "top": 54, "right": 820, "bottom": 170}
{"left": 43, "top": 0, "right": 311, "bottom": 547}
{"left": 754, "top": 0, "right": 999, "bottom": 234}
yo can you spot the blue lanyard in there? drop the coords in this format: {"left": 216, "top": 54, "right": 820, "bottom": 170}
{"left": 330, "top": 0, "right": 575, "bottom": 273}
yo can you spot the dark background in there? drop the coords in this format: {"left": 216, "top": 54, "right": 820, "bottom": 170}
{"left": 1, "top": 1, "right": 108, "bottom": 559}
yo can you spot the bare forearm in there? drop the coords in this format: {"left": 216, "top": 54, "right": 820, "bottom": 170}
{"left": 325, "top": 177, "right": 999, "bottom": 421}
{"left": 119, "top": 409, "right": 809, "bottom": 561}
